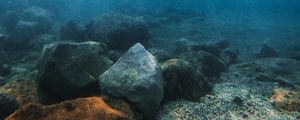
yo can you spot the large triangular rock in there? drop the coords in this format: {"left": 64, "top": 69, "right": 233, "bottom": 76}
{"left": 98, "top": 43, "right": 163, "bottom": 116}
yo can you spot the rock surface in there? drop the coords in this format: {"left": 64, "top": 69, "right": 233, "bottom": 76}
{"left": 38, "top": 41, "right": 113, "bottom": 103}
{"left": 0, "top": 93, "right": 19, "bottom": 120}
{"left": 5, "top": 97, "right": 133, "bottom": 120}
{"left": 98, "top": 43, "right": 163, "bottom": 116}
{"left": 161, "top": 59, "right": 209, "bottom": 101}
{"left": 271, "top": 88, "right": 300, "bottom": 112}
{"left": 193, "top": 51, "right": 227, "bottom": 78}
{"left": 220, "top": 48, "right": 239, "bottom": 65}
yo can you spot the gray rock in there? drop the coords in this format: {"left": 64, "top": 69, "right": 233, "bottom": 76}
{"left": 253, "top": 58, "right": 300, "bottom": 90}
{"left": 98, "top": 43, "right": 163, "bottom": 116}
{"left": 38, "top": 41, "right": 113, "bottom": 103}
{"left": 220, "top": 48, "right": 239, "bottom": 65}
{"left": 0, "top": 92, "right": 19, "bottom": 120}
{"left": 193, "top": 51, "right": 227, "bottom": 78}
{"left": 161, "top": 59, "right": 209, "bottom": 102}
{"left": 149, "top": 48, "right": 172, "bottom": 63}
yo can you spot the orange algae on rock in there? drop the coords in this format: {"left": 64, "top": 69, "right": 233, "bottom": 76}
{"left": 5, "top": 96, "right": 133, "bottom": 120}
{"left": 271, "top": 88, "right": 300, "bottom": 112}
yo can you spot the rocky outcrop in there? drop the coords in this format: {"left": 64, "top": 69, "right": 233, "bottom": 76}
{"left": 37, "top": 41, "right": 113, "bottom": 103}
{"left": 98, "top": 43, "right": 163, "bottom": 116}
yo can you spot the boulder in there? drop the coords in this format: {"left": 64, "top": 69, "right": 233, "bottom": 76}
{"left": 253, "top": 58, "right": 300, "bottom": 90}
{"left": 1, "top": 11, "right": 19, "bottom": 33}
{"left": 98, "top": 43, "right": 163, "bottom": 116}
{"left": 220, "top": 48, "right": 239, "bottom": 65}
{"left": 28, "top": 34, "right": 58, "bottom": 51}
{"left": 22, "top": 6, "right": 54, "bottom": 34}
{"left": 37, "top": 41, "right": 113, "bottom": 103}
{"left": 161, "top": 59, "right": 209, "bottom": 101}
{"left": 255, "top": 43, "right": 278, "bottom": 58}
{"left": 192, "top": 51, "right": 227, "bottom": 78}
{"left": 59, "top": 20, "right": 85, "bottom": 41}
{"left": 0, "top": 93, "right": 19, "bottom": 120}
{"left": 175, "top": 40, "right": 229, "bottom": 57}
{"left": 149, "top": 48, "right": 172, "bottom": 63}
{"left": 91, "top": 13, "right": 151, "bottom": 51}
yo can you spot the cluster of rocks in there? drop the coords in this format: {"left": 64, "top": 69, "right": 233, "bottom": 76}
{"left": 156, "top": 58, "right": 300, "bottom": 119}
{"left": 1, "top": 6, "right": 54, "bottom": 47}
{"left": 59, "top": 13, "right": 151, "bottom": 51}
{"left": 34, "top": 41, "right": 214, "bottom": 119}
{"left": 173, "top": 39, "right": 239, "bottom": 80}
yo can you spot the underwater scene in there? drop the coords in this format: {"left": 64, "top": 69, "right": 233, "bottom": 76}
{"left": 0, "top": 0, "right": 300, "bottom": 119}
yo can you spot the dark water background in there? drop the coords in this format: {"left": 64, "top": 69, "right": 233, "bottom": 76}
{"left": 0, "top": 0, "right": 300, "bottom": 60}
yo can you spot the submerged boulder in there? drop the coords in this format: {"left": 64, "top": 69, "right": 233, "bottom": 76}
{"left": 188, "top": 51, "right": 227, "bottom": 78}
{"left": 149, "top": 48, "right": 172, "bottom": 63}
{"left": 37, "top": 41, "right": 113, "bottom": 103}
{"left": 98, "top": 43, "right": 163, "bottom": 116}
{"left": 253, "top": 58, "right": 300, "bottom": 90}
{"left": 161, "top": 59, "right": 209, "bottom": 102}
{"left": 0, "top": 93, "right": 19, "bottom": 120}
{"left": 255, "top": 43, "right": 278, "bottom": 58}
{"left": 59, "top": 20, "right": 85, "bottom": 41}
{"left": 220, "top": 48, "right": 239, "bottom": 65}
{"left": 91, "top": 13, "right": 151, "bottom": 51}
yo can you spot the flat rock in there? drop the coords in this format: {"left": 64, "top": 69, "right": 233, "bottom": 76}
{"left": 98, "top": 43, "right": 163, "bottom": 116}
